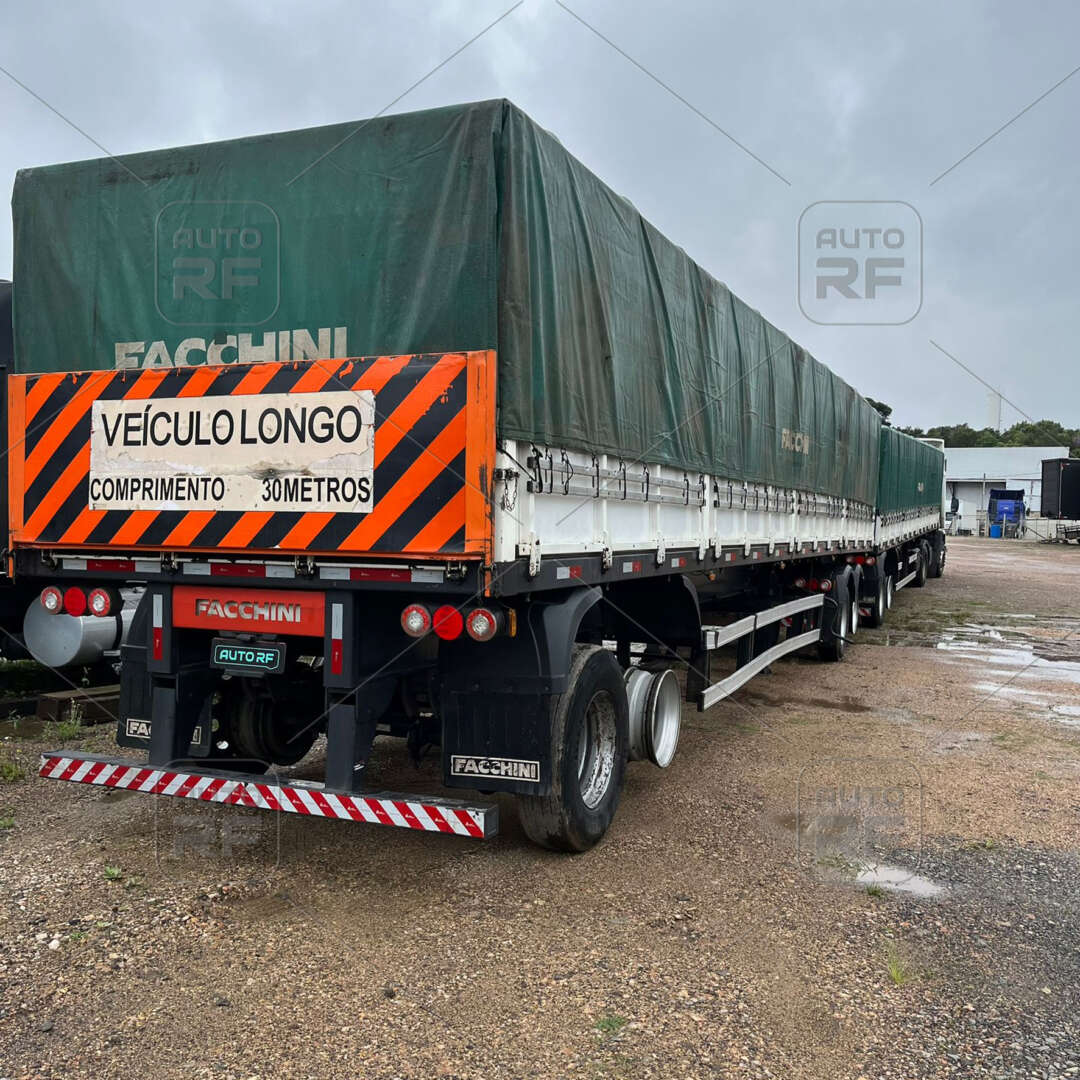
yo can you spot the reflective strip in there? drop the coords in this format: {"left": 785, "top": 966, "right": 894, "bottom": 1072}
{"left": 451, "top": 808, "right": 485, "bottom": 839}
{"left": 39, "top": 754, "right": 494, "bottom": 837}
{"left": 294, "top": 787, "right": 325, "bottom": 816}
{"left": 187, "top": 775, "right": 217, "bottom": 799}
{"left": 138, "top": 769, "right": 165, "bottom": 792}
{"left": 69, "top": 759, "right": 96, "bottom": 783}
{"left": 162, "top": 772, "right": 189, "bottom": 796}
{"left": 381, "top": 801, "right": 412, "bottom": 829}
{"left": 410, "top": 569, "right": 443, "bottom": 584}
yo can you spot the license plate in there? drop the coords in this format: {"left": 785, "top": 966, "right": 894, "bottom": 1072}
{"left": 210, "top": 638, "right": 286, "bottom": 675}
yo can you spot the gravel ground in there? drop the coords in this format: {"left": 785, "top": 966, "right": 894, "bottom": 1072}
{"left": 1, "top": 536, "right": 1079, "bottom": 1079}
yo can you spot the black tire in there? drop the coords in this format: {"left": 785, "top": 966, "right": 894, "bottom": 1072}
{"left": 518, "top": 645, "right": 629, "bottom": 852}
{"left": 864, "top": 572, "right": 887, "bottom": 628}
{"left": 928, "top": 538, "right": 945, "bottom": 578}
{"left": 849, "top": 566, "right": 862, "bottom": 636}
{"left": 817, "top": 573, "right": 850, "bottom": 662}
{"left": 912, "top": 542, "right": 929, "bottom": 588}
{"left": 885, "top": 571, "right": 895, "bottom": 610}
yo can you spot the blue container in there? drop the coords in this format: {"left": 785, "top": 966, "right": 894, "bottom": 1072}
{"left": 989, "top": 524, "right": 1003, "bottom": 538}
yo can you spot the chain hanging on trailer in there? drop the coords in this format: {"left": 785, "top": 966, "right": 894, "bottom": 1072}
{"left": 592, "top": 454, "right": 600, "bottom": 498}
{"left": 682, "top": 473, "right": 690, "bottom": 505}
{"left": 526, "top": 446, "right": 543, "bottom": 493}
{"left": 697, "top": 474, "right": 706, "bottom": 507}
{"left": 641, "top": 466, "right": 650, "bottom": 502}
{"left": 501, "top": 470, "right": 518, "bottom": 513}
{"left": 560, "top": 451, "right": 574, "bottom": 495}
{"left": 618, "top": 460, "right": 627, "bottom": 500}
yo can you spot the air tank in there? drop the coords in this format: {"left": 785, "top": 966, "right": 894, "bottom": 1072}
{"left": 23, "top": 600, "right": 134, "bottom": 669}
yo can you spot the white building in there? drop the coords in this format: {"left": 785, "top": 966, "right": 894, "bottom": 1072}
{"left": 944, "top": 446, "right": 1067, "bottom": 516}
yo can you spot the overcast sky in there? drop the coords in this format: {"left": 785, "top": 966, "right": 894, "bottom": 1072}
{"left": 1, "top": 0, "right": 1076, "bottom": 431}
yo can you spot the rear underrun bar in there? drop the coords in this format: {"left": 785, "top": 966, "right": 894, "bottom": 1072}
{"left": 39, "top": 753, "right": 497, "bottom": 838}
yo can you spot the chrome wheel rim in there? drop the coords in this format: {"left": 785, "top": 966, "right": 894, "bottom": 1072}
{"left": 578, "top": 691, "right": 618, "bottom": 810}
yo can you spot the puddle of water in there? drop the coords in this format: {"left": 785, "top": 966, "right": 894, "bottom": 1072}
{"left": 971, "top": 681, "right": 1053, "bottom": 701}
{"left": 1050, "top": 704, "right": 1080, "bottom": 727}
{"left": 935, "top": 624, "right": 1080, "bottom": 686}
{"left": 856, "top": 863, "right": 946, "bottom": 898}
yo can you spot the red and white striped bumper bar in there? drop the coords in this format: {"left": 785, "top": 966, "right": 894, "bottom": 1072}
{"left": 40, "top": 753, "right": 496, "bottom": 839}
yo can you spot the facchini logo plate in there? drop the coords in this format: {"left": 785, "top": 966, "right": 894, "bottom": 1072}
{"left": 450, "top": 756, "right": 540, "bottom": 782}
{"left": 173, "top": 586, "right": 325, "bottom": 636}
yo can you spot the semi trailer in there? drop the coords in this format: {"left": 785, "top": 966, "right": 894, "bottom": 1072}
{"left": 9, "top": 100, "right": 945, "bottom": 850}
{"left": 1041, "top": 458, "right": 1080, "bottom": 521}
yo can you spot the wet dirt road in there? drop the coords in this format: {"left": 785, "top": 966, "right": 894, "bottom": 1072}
{"left": 1, "top": 537, "right": 1079, "bottom": 1078}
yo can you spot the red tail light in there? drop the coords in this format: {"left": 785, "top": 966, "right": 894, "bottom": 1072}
{"left": 807, "top": 578, "right": 819, "bottom": 591}
{"left": 465, "top": 607, "right": 501, "bottom": 642}
{"left": 431, "top": 605, "right": 464, "bottom": 641}
{"left": 88, "top": 588, "right": 120, "bottom": 617}
{"left": 40, "top": 586, "right": 64, "bottom": 614}
{"left": 400, "top": 603, "right": 432, "bottom": 638}
{"left": 63, "top": 587, "right": 87, "bottom": 617}
{"left": 819, "top": 578, "right": 833, "bottom": 593}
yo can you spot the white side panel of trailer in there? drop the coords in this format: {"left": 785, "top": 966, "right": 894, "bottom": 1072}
{"left": 875, "top": 508, "right": 943, "bottom": 549}
{"left": 492, "top": 442, "right": 877, "bottom": 565}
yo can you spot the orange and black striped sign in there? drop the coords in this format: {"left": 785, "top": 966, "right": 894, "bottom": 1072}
{"left": 7, "top": 351, "right": 495, "bottom": 560}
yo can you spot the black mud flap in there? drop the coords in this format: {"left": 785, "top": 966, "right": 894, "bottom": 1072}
{"left": 116, "top": 593, "right": 213, "bottom": 756}
{"left": 440, "top": 690, "right": 553, "bottom": 796}
{"left": 436, "top": 587, "right": 603, "bottom": 797}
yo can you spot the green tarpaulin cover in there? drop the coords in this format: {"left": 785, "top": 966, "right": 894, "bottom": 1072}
{"left": 877, "top": 425, "right": 945, "bottom": 513}
{"left": 13, "top": 99, "right": 883, "bottom": 504}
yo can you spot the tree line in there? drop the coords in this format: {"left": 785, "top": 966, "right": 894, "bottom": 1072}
{"left": 864, "top": 400, "right": 1079, "bottom": 457}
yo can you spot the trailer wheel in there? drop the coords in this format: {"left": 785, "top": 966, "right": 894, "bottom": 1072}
{"left": 864, "top": 572, "right": 887, "bottom": 628}
{"left": 885, "top": 572, "right": 895, "bottom": 610}
{"left": 848, "top": 566, "right": 862, "bottom": 636}
{"left": 817, "top": 573, "right": 850, "bottom": 662}
{"left": 928, "top": 538, "right": 945, "bottom": 578}
{"left": 518, "top": 645, "right": 629, "bottom": 852}
{"left": 912, "top": 542, "right": 930, "bottom": 588}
